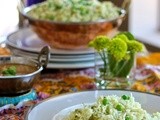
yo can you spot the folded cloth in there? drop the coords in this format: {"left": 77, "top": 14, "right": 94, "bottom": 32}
{"left": 132, "top": 53, "right": 160, "bottom": 93}
{"left": 137, "top": 53, "right": 160, "bottom": 66}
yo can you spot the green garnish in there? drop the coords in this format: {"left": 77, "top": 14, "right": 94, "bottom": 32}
{"left": 102, "top": 97, "right": 109, "bottom": 105}
{"left": 125, "top": 115, "right": 132, "bottom": 120}
{"left": 2, "top": 66, "right": 17, "bottom": 76}
{"left": 121, "top": 95, "right": 130, "bottom": 100}
{"left": 106, "top": 106, "right": 110, "bottom": 114}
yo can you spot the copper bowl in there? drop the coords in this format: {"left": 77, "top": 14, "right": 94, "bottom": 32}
{"left": 0, "top": 46, "right": 50, "bottom": 96}
{"left": 19, "top": 0, "right": 130, "bottom": 50}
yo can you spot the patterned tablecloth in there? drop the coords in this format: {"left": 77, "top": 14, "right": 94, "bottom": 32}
{"left": 0, "top": 52, "right": 160, "bottom": 120}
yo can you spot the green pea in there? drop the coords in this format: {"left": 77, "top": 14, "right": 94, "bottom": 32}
{"left": 116, "top": 104, "right": 124, "bottom": 111}
{"left": 121, "top": 95, "right": 130, "bottom": 100}
{"left": 102, "top": 98, "right": 109, "bottom": 105}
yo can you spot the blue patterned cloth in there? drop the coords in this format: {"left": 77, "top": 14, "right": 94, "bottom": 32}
{"left": 0, "top": 90, "right": 37, "bottom": 107}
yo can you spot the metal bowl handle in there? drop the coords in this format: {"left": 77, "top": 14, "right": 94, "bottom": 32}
{"left": 121, "top": 0, "right": 131, "bottom": 13}
{"left": 38, "top": 46, "right": 50, "bottom": 68}
{"left": 17, "top": 0, "right": 25, "bottom": 13}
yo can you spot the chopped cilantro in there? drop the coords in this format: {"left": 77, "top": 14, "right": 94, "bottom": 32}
{"left": 2, "top": 66, "right": 16, "bottom": 76}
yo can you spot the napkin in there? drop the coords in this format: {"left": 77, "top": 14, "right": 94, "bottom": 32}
{"left": 132, "top": 53, "right": 160, "bottom": 93}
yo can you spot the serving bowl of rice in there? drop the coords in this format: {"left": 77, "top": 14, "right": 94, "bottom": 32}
{"left": 26, "top": 90, "right": 160, "bottom": 120}
{"left": 20, "top": 0, "right": 129, "bottom": 50}
{"left": 53, "top": 94, "right": 160, "bottom": 120}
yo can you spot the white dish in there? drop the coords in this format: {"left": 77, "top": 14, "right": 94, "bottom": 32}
{"left": 9, "top": 46, "right": 98, "bottom": 62}
{"left": 52, "top": 103, "right": 93, "bottom": 120}
{"left": 6, "top": 28, "right": 94, "bottom": 55}
{"left": 7, "top": 45, "right": 95, "bottom": 58}
{"left": 52, "top": 102, "right": 97, "bottom": 120}
{"left": 8, "top": 46, "right": 102, "bottom": 69}
{"left": 26, "top": 90, "right": 160, "bottom": 120}
{"left": 47, "top": 60, "right": 102, "bottom": 69}
{"left": 7, "top": 39, "right": 101, "bottom": 69}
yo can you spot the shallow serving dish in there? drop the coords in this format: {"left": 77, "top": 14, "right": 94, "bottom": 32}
{"left": 19, "top": 0, "right": 130, "bottom": 50}
{"left": 25, "top": 90, "right": 160, "bottom": 120}
{"left": 0, "top": 46, "right": 50, "bottom": 96}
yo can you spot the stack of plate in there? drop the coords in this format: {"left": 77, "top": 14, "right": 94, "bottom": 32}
{"left": 6, "top": 28, "right": 102, "bottom": 69}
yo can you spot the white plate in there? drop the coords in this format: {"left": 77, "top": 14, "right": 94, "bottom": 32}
{"left": 52, "top": 103, "right": 92, "bottom": 120}
{"left": 7, "top": 43, "right": 102, "bottom": 69}
{"left": 8, "top": 46, "right": 102, "bottom": 69}
{"left": 26, "top": 90, "right": 160, "bottom": 120}
{"left": 46, "top": 60, "right": 102, "bottom": 69}
{"left": 6, "top": 28, "right": 94, "bottom": 55}
{"left": 14, "top": 52, "right": 96, "bottom": 62}
{"left": 8, "top": 46, "right": 98, "bottom": 62}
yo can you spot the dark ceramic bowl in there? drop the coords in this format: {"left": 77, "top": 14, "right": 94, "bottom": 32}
{"left": 0, "top": 46, "right": 50, "bottom": 96}
{"left": 19, "top": 0, "right": 130, "bottom": 50}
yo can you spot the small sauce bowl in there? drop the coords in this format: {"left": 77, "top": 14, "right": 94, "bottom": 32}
{"left": 0, "top": 46, "right": 50, "bottom": 96}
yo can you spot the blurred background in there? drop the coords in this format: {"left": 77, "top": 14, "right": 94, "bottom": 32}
{"left": 0, "top": 0, "right": 159, "bottom": 51}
